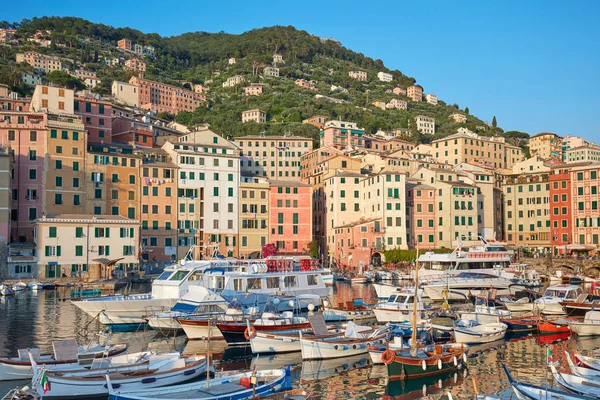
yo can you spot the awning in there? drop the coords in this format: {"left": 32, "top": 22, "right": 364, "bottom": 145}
{"left": 555, "top": 244, "right": 596, "bottom": 251}
{"left": 92, "top": 257, "right": 125, "bottom": 267}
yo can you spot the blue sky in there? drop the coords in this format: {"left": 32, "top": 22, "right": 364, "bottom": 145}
{"left": 4, "top": 0, "right": 599, "bottom": 141}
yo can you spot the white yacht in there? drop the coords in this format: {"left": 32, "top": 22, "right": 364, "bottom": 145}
{"left": 421, "top": 272, "right": 525, "bottom": 302}
{"left": 415, "top": 238, "right": 518, "bottom": 280}
{"left": 72, "top": 251, "right": 328, "bottom": 330}
{"left": 373, "top": 288, "right": 430, "bottom": 323}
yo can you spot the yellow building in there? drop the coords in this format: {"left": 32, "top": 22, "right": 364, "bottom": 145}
{"left": 529, "top": 132, "right": 562, "bottom": 159}
{"left": 239, "top": 176, "right": 270, "bottom": 257}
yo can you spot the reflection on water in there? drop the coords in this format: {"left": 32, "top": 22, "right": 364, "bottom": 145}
{"left": 1, "top": 283, "right": 600, "bottom": 398}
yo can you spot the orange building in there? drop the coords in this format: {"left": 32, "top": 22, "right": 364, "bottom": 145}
{"left": 139, "top": 148, "right": 178, "bottom": 267}
{"left": 269, "top": 181, "right": 312, "bottom": 253}
{"left": 130, "top": 76, "right": 205, "bottom": 115}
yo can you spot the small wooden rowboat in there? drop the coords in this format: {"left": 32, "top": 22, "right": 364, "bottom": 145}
{"left": 501, "top": 316, "right": 539, "bottom": 332}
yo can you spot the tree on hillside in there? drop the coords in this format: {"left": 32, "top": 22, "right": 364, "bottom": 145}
{"left": 465, "top": 107, "right": 469, "bottom": 115}
{"left": 492, "top": 115, "right": 497, "bottom": 128}
{"left": 47, "top": 70, "right": 85, "bottom": 90}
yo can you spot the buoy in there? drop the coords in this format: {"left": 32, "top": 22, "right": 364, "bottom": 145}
{"left": 462, "top": 353, "right": 467, "bottom": 363}
{"left": 422, "top": 384, "right": 427, "bottom": 396}
{"left": 453, "top": 355, "right": 458, "bottom": 366}
{"left": 422, "top": 359, "right": 427, "bottom": 371}
{"left": 308, "top": 303, "right": 315, "bottom": 312}
{"left": 438, "top": 358, "right": 442, "bottom": 369}
{"left": 381, "top": 350, "right": 395, "bottom": 365}
{"left": 244, "top": 326, "right": 256, "bottom": 340}
{"left": 334, "top": 345, "right": 339, "bottom": 350}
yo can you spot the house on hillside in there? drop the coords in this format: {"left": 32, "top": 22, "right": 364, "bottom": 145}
{"left": 242, "top": 109, "right": 267, "bottom": 123}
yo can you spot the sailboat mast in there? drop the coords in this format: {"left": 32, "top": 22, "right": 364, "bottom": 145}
{"left": 411, "top": 247, "right": 419, "bottom": 347}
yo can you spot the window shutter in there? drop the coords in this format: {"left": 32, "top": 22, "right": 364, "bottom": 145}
{"left": 45, "top": 246, "right": 50, "bottom": 256}
{"left": 56, "top": 246, "right": 61, "bottom": 257}
{"left": 120, "top": 228, "right": 125, "bottom": 238}
{"left": 105, "top": 246, "right": 110, "bottom": 256}
{"left": 95, "top": 227, "right": 99, "bottom": 237}
{"left": 130, "top": 228, "right": 134, "bottom": 237}
{"left": 106, "top": 228, "right": 110, "bottom": 238}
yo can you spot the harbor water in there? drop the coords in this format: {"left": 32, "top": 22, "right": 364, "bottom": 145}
{"left": 1, "top": 282, "right": 599, "bottom": 399}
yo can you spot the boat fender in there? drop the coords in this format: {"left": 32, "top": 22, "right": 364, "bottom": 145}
{"left": 244, "top": 326, "right": 256, "bottom": 340}
{"left": 462, "top": 353, "right": 467, "bottom": 363}
{"left": 422, "top": 359, "right": 427, "bottom": 371}
{"left": 352, "top": 344, "right": 357, "bottom": 350}
{"left": 379, "top": 339, "right": 385, "bottom": 345}
{"left": 334, "top": 345, "right": 339, "bottom": 350}
{"left": 438, "top": 358, "right": 442, "bottom": 370}
{"left": 381, "top": 349, "right": 395, "bottom": 365}
{"left": 453, "top": 355, "right": 458, "bottom": 366}
{"left": 422, "top": 384, "right": 427, "bottom": 396}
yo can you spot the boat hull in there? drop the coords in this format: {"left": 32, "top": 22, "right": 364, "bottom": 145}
{"left": 454, "top": 323, "right": 507, "bottom": 344}
{"left": 568, "top": 322, "right": 600, "bottom": 336}
{"left": 299, "top": 333, "right": 387, "bottom": 360}
{"left": 323, "top": 308, "right": 375, "bottom": 323}
{"left": 146, "top": 316, "right": 183, "bottom": 334}
{"left": 250, "top": 332, "right": 302, "bottom": 354}
{"left": 374, "top": 308, "right": 422, "bottom": 323}
{"left": 178, "top": 319, "right": 224, "bottom": 340}
{"left": 72, "top": 296, "right": 177, "bottom": 326}
{"left": 538, "top": 321, "right": 571, "bottom": 335}
{"left": 37, "top": 358, "right": 207, "bottom": 398}
{"left": 218, "top": 322, "right": 310, "bottom": 346}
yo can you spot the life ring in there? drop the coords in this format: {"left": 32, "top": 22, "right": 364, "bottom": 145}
{"left": 381, "top": 349, "right": 395, "bottom": 365}
{"left": 244, "top": 326, "right": 256, "bottom": 340}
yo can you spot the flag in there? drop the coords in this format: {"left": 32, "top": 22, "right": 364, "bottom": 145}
{"left": 40, "top": 370, "right": 50, "bottom": 394}
{"left": 547, "top": 347, "right": 553, "bottom": 364}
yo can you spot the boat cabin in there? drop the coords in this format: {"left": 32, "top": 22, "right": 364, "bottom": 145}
{"left": 543, "top": 284, "right": 583, "bottom": 300}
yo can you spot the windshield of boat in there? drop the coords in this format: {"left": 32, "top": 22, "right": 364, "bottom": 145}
{"left": 544, "top": 289, "right": 578, "bottom": 299}
{"left": 156, "top": 271, "right": 173, "bottom": 280}
{"left": 169, "top": 270, "right": 190, "bottom": 281}
{"left": 487, "top": 246, "right": 507, "bottom": 252}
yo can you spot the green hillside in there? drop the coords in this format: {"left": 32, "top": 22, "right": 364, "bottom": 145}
{"left": 0, "top": 17, "right": 526, "bottom": 147}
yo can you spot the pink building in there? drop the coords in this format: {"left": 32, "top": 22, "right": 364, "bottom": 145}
{"left": 319, "top": 120, "right": 365, "bottom": 151}
{"left": 333, "top": 218, "right": 383, "bottom": 270}
{"left": 407, "top": 85, "right": 423, "bottom": 102}
{"left": 269, "top": 181, "right": 312, "bottom": 253}
{"left": 118, "top": 39, "right": 132, "bottom": 51}
{"left": 0, "top": 112, "right": 47, "bottom": 242}
{"left": 74, "top": 93, "right": 112, "bottom": 143}
{"left": 393, "top": 87, "right": 407, "bottom": 96}
{"left": 406, "top": 182, "right": 437, "bottom": 248}
{"left": 295, "top": 79, "right": 318, "bottom": 91}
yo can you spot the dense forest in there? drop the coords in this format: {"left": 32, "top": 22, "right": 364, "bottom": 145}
{"left": 0, "top": 16, "right": 530, "bottom": 148}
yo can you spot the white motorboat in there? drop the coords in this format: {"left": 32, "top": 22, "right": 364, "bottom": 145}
{"left": 373, "top": 288, "right": 431, "bottom": 323}
{"left": 73, "top": 250, "right": 328, "bottom": 330}
{"left": 503, "top": 297, "right": 535, "bottom": 313}
{"left": 31, "top": 353, "right": 208, "bottom": 398}
{"left": 299, "top": 323, "right": 389, "bottom": 360}
{"left": 421, "top": 272, "right": 524, "bottom": 302}
{"left": 321, "top": 269, "right": 334, "bottom": 286}
{"left": 533, "top": 285, "right": 583, "bottom": 315}
{"left": 367, "top": 336, "right": 404, "bottom": 364}
{"left": 375, "top": 270, "right": 394, "bottom": 281}
{"left": 460, "top": 295, "right": 511, "bottom": 325}
{"left": 453, "top": 320, "right": 507, "bottom": 344}
{"left": 106, "top": 368, "right": 290, "bottom": 400}
{"left": 567, "top": 310, "right": 600, "bottom": 336}
{"left": 0, "top": 285, "right": 14, "bottom": 296}
{"left": 373, "top": 282, "right": 401, "bottom": 300}
{"left": 13, "top": 282, "right": 27, "bottom": 291}
{"left": 0, "top": 340, "right": 128, "bottom": 381}
{"left": 351, "top": 275, "right": 368, "bottom": 284}
{"left": 249, "top": 327, "right": 344, "bottom": 354}
{"left": 145, "top": 287, "right": 229, "bottom": 334}
{"left": 416, "top": 238, "right": 519, "bottom": 280}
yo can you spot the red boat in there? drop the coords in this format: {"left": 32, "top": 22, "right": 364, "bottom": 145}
{"left": 536, "top": 331, "right": 571, "bottom": 345}
{"left": 217, "top": 318, "right": 310, "bottom": 345}
{"left": 538, "top": 320, "right": 571, "bottom": 335}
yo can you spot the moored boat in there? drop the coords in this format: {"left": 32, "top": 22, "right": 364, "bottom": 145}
{"left": 538, "top": 319, "right": 571, "bottom": 335}
{"left": 567, "top": 310, "right": 600, "bottom": 336}
{"left": 0, "top": 285, "right": 15, "bottom": 296}
{"left": 383, "top": 343, "right": 468, "bottom": 380}
{"left": 373, "top": 288, "right": 431, "bottom": 323}
{"left": 0, "top": 340, "right": 128, "bottom": 381}
{"left": 322, "top": 298, "right": 374, "bottom": 322}
{"left": 218, "top": 312, "right": 310, "bottom": 346}
{"left": 565, "top": 351, "right": 600, "bottom": 379}
{"left": 502, "top": 364, "right": 587, "bottom": 400}
{"left": 453, "top": 321, "right": 507, "bottom": 344}
{"left": 107, "top": 367, "right": 291, "bottom": 400}
{"left": 31, "top": 354, "right": 208, "bottom": 398}
{"left": 550, "top": 364, "right": 600, "bottom": 397}
{"left": 502, "top": 316, "right": 539, "bottom": 332}
{"left": 13, "top": 282, "right": 27, "bottom": 291}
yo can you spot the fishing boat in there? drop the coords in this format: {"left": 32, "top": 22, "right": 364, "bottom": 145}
{"left": 368, "top": 336, "right": 405, "bottom": 364}
{"left": 218, "top": 312, "right": 310, "bottom": 345}
{"left": 373, "top": 288, "right": 431, "bottom": 323}
{"left": 107, "top": 367, "right": 291, "bottom": 400}
{"left": 376, "top": 270, "right": 394, "bottom": 281}
{"left": 453, "top": 320, "right": 507, "bottom": 344}
{"left": 567, "top": 310, "right": 600, "bottom": 336}
{"left": 249, "top": 326, "right": 344, "bottom": 354}
{"left": 502, "top": 364, "right": 588, "bottom": 400}
{"left": 30, "top": 353, "right": 208, "bottom": 398}
{"left": 0, "top": 340, "right": 128, "bottom": 381}
{"left": 145, "top": 287, "right": 229, "bottom": 334}
{"left": 383, "top": 248, "right": 469, "bottom": 380}
{"left": 351, "top": 275, "right": 369, "bottom": 284}
{"left": 0, "top": 285, "right": 14, "bottom": 296}
{"left": 562, "top": 298, "right": 600, "bottom": 317}
{"left": 534, "top": 285, "right": 584, "bottom": 315}
{"left": 460, "top": 294, "right": 511, "bottom": 325}
{"left": 72, "top": 250, "right": 327, "bottom": 330}
{"left": 299, "top": 322, "right": 390, "bottom": 360}
{"left": 502, "top": 316, "right": 539, "bottom": 332}
{"left": 565, "top": 352, "right": 600, "bottom": 379}
{"left": 550, "top": 364, "right": 600, "bottom": 397}
{"left": 322, "top": 298, "right": 375, "bottom": 322}
{"left": 538, "top": 319, "right": 572, "bottom": 334}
